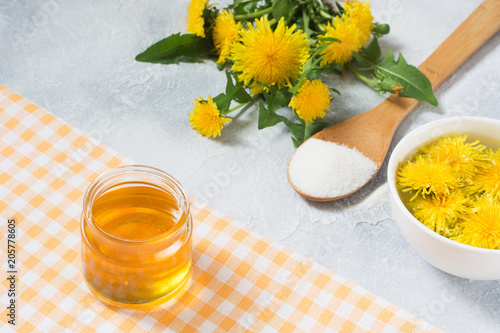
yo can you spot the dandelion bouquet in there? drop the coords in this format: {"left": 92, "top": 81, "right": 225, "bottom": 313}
{"left": 136, "top": 0, "right": 437, "bottom": 146}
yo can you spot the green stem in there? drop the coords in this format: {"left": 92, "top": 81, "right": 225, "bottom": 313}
{"left": 227, "top": 103, "right": 246, "bottom": 113}
{"left": 234, "top": 7, "right": 273, "bottom": 21}
{"left": 319, "top": 9, "right": 334, "bottom": 20}
{"left": 315, "top": 0, "right": 326, "bottom": 8}
{"left": 302, "top": 7, "right": 312, "bottom": 38}
{"left": 316, "top": 22, "right": 325, "bottom": 33}
{"left": 346, "top": 63, "right": 378, "bottom": 86}
{"left": 225, "top": 95, "right": 259, "bottom": 115}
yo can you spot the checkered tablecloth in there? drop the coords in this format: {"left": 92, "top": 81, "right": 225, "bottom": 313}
{"left": 0, "top": 86, "right": 439, "bottom": 332}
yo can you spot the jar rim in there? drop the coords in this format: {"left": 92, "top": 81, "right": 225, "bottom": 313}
{"left": 82, "top": 164, "right": 191, "bottom": 244}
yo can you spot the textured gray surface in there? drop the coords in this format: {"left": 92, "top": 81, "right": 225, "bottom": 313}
{"left": 1, "top": 0, "right": 500, "bottom": 331}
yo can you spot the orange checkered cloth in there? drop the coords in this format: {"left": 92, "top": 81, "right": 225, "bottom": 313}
{"left": 0, "top": 86, "right": 439, "bottom": 332}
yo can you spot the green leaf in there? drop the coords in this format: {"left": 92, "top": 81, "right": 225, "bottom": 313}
{"left": 225, "top": 71, "right": 252, "bottom": 104}
{"left": 335, "top": 2, "right": 346, "bottom": 15}
{"left": 374, "top": 50, "right": 437, "bottom": 106}
{"left": 229, "top": 0, "right": 259, "bottom": 15}
{"left": 135, "top": 33, "right": 213, "bottom": 64}
{"left": 291, "top": 137, "right": 302, "bottom": 148}
{"left": 315, "top": 38, "right": 341, "bottom": 58}
{"left": 258, "top": 102, "right": 287, "bottom": 129}
{"left": 263, "top": 88, "right": 291, "bottom": 111}
{"left": 329, "top": 87, "right": 341, "bottom": 95}
{"left": 317, "top": 37, "right": 340, "bottom": 43}
{"left": 305, "top": 121, "right": 329, "bottom": 139}
{"left": 213, "top": 72, "right": 253, "bottom": 114}
{"left": 362, "top": 37, "right": 381, "bottom": 62}
{"left": 320, "top": 63, "right": 345, "bottom": 75}
{"left": 233, "top": 88, "right": 252, "bottom": 104}
{"left": 306, "top": 67, "right": 324, "bottom": 81}
{"left": 272, "top": 0, "right": 294, "bottom": 21}
{"left": 284, "top": 120, "right": 329, "bottom": 147}
{"left": 258, "top": 88, "right": 291, "bottom": 129}
{"left": 284, "top": 119, "right": 305, "bottom": 142}
{"left": 213, "top": 93, "right": 231, "bottom": 113}
{"left": 352, "top": 51, "right": 372, "bottom": 67}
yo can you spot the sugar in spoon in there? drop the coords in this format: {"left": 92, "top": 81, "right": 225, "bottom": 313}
{"left": 288, "top": 0, "right": 500, "bottom": 202}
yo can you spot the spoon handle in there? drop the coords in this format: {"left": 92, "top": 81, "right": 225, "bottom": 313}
{"left": 372, "top": 0, "right": 500, "bottom": 137}
{"left": 419, "top": 0, "right": 500, "bottom": 91}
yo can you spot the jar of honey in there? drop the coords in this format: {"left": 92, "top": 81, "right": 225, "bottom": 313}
{"left": 81, "top": 165, "right": 192, "bottom": 309}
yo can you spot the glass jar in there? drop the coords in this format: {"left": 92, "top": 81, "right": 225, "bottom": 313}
{"left": 81, "top": 165, "right": 192, "bottom": 309}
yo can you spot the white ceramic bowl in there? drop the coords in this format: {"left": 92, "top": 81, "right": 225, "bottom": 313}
{"left": 387, "top": 116, "right": 500, "bottom": 280}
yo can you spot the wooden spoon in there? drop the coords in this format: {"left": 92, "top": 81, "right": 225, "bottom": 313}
{"left": 288, "top": 0, "right": 500, "bottom": 202}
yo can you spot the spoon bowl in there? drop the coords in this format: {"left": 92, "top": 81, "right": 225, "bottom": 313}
{"left": 288, "top": 0, "right": 500, "bottom": 201}
{"left": 287, "top": 96, "right": 417, "bottom": 201}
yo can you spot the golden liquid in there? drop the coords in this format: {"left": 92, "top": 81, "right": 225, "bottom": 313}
{"left": 82, "top": 184, "right": 191, "bottom": 308}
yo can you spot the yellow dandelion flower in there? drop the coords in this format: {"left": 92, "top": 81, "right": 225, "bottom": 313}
{"left": 410, "top": 192, "right": 470, "bottom": 238}
{"left": 469, "top": 149, "right": 500, "bottom": 199}
{"left": 189, "top": 95, "right": 231, "bottom": 138}
{"left": 397, "top": 155, "right": 460, "bottom": 200}
{"left": 343, "top": 1, "right": 374, "bottom": 43}
{"left": 213, "top": 10, "right": 242, "bottom": 64}
{"left": 231, "top": 17, "right": 309, "bottom": 95}
{"left": 289, "top": 79, "right": 331, "bottom": 123}
{"left": 186, "top": 0, "right": 210, "bottom": 37}
{"left": 318, "top": 16, "right": 364, "bottom": 66}
{"left": 419, "top": 134, "right": 487, "bottom": 184}
{"left": 453, "top": 196, "right": 500, "bottom": 249}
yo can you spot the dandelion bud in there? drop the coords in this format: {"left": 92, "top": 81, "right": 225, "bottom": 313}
{"left": 391, "top": 84, "right": 404, "bottom": 94}
{"left": 373, "top": 23, "right": 390, "bottom": 36}
{"left": 379, "top": 77, "right": 402, "bottom": 94}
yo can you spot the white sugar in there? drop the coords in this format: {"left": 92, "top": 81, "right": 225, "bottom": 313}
{"left": 289, "top": 138, "right": 378, "bottom": 198}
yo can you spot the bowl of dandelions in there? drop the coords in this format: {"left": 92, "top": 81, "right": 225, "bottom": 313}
{"left": 387, "top": 116, "right": 500, "bottom": 280}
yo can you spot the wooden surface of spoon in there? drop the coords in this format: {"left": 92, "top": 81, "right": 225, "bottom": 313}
{"left": 288, "top": 0, "right": 500, "bottom": 202}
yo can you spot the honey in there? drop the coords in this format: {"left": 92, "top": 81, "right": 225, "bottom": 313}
{"left": 81, "top": 165, "right": 192, "bottom": 309}
{"left": 92, "top": 185, "right": 179, "bottom": 240}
